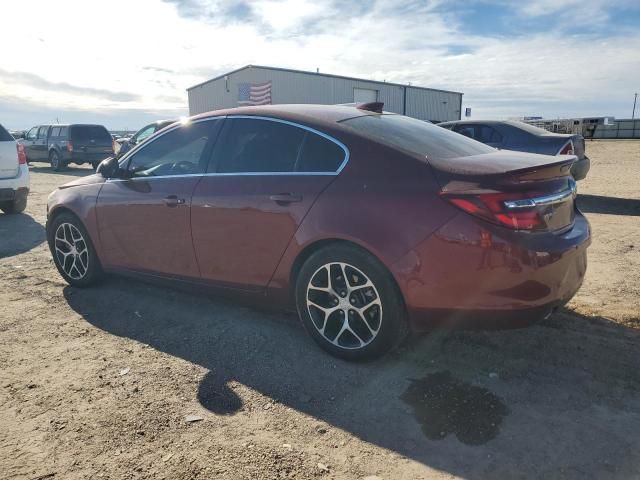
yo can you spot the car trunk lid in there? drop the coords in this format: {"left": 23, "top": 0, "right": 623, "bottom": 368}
{"left": 69, "top": 125, "right": 113, "bottom": 155}
{"left": 0, "top": 140, "right": 19, "bottom": 179}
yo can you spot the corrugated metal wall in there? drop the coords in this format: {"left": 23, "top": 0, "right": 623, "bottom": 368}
{"left": 188, "top": 66, "right": 462, "bottom": 122}
{"left": 592, "top": 119, "right": 640, "bottom": 139}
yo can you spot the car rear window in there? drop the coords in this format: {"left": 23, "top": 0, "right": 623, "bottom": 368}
{"left": 70, "top": 125, "right": 111, "bottom": 143}
{"left": 340, "top": 114, "right": 495, "bottom": 160}
{"left": 0, "top": 124, "right": 13, "bottom": 141}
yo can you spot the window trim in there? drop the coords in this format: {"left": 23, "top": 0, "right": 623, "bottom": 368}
{"left": 111, "top": 115, "right": 350, "bottom": 182}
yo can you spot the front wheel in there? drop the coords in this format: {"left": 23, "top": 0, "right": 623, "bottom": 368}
{"left": 295, "top": 244, "right": 407, "bottom": 361}
{"left": 47, "top": 212, "right": 103, "bottom": 287}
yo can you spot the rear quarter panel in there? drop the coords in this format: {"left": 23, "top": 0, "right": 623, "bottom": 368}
{"left": 268, "top": 136, "right": 459, "bottom": 303}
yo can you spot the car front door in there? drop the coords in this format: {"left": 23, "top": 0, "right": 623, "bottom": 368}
{"left": 191, "top": 116, "right": 347, "bottom": 290}
{"left": 95, "top": 119, "right": 222, "bottom": 278}
{"left": 23, "top": 127, "right": 38, "bottom": 161}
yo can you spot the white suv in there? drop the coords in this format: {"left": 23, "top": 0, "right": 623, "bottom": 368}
{"left": 0, "top": 123, "right": 30, "bottom": 214}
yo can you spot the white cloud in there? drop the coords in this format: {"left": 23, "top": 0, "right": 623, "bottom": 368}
{"left": 1, "top": 0, "right": 639, "bottom": 128}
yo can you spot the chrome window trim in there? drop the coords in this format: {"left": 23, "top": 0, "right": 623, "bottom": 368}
{"left": 112, "top": 114, "right": 350, "bottom": 181}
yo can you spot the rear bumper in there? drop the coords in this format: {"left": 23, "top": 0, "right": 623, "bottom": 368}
{"left": 571, "top": 156, "right": 590, "bottom": 181}
{"left": 392, "top": 211, "right": 590, "bottom": 331}
{"left": 65, "top": 151, "right": 113, "bottom": 164}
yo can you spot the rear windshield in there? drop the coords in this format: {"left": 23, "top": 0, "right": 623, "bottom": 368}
{"left": 505, "top": 121, "right": 550, "bottom": 136}
{"left": 340, "top": 114, "right": 494, "bottom": 160}
{"left": 70, "top": 125, "right": 111, "bottom": 142}
{"left": 0, "top": 124, "right": 13, "bottom": 142}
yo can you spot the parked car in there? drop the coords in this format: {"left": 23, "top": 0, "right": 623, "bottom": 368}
{"left": 45, "top": 104, "right": 590, "bottom": 360}
{"left": 23, "top": 124, "right": 114, "bottom": 171}
{"left": 116, "top": 119, "right": 176, "bottom": 158}
{"left": 0, "top": 123, "right": 29, "bottom": 214}
{"left": 10, "top": 130, "right": 26, "bottom": 140}
{"left": 438, "top": 120, "right": 590, "bottom": 180}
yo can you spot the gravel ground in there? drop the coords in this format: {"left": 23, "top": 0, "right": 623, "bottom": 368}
{"left": 1, "top": 141, "right": 639, "bottom": 480}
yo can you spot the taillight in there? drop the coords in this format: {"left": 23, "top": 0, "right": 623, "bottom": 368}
{"left": 558, "top": 140, "right": 574, "bottom": 155}
{"left": 67, "top": 142, "right": 74, "bottom": 153}
{"left": 443, "top": 192, "right": 545, "bottom": 231}
{"left": 16, "top": 143, "right": 27, "bottom": 165}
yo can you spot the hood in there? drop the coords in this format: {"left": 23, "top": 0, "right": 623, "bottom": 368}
{"left": 59, "top": 173, "right": 106, "bottom": 189}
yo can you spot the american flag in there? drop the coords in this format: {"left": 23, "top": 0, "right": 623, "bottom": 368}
{"left": 238, "top": 81, "right": 272, "bottom": 106}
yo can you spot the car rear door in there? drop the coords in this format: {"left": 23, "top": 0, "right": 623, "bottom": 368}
{"left": 95, "top": 119, "right": 223, "bottom": 278}
{"left": 191, "top": 116, "right": 347, "bottom": 290}
{"left": 33, "top": 126, "right": 50, "bottom": 161}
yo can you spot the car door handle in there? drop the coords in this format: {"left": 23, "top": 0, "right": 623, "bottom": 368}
{"left": 269, "top": 193, "right": 303, "bottom": 205}
{"left": 163, "top": 195, "right": 186, "bottom": 207}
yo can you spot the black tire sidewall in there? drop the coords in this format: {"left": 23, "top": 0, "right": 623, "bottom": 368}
{"left": 50, "top": 151, "right": 63, "bottom": 171}
{"left": 295, "top": 244, "right": 406, "bottom": 361}
{"left": 47, "top": 212, "right": 102, "bottom": 287}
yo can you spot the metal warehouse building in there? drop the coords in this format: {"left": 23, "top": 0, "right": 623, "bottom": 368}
{"left": 187, "top": 65, "right": 463, "bottom": 122}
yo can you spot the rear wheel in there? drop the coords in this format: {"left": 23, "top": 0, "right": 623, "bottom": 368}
{"left": 50, "top": 151, "right": 64, "bottom": 171}
{"left": 295, "top": 244, "right": 407, "bottom": 360}
{"left": 47, "top": 212, "right": 103, "bottom": 287}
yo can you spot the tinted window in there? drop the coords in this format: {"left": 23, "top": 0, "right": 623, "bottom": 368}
{"left": 476, "top": 125, "right": 503, "bottom": 143}
{"left": 70, "top": 125, "right": 111, "bottom": 143}
{"left": 456, "top": 125, "right": 475, "bottom": 139}
{"left": 50, "top": 127, "right": 61, "bottom": 137}
{"left": 37, "top": 126, "right": 49, "bottom": 139}
{"left": 342, "top": 114, "right": 495, "bottom": 160}
{"left": 127, "top": 120, "right": 219, "bottom": 177}
{"left": 213, "top": 118, "right": 305, "bottom": 173}
{"left": 297, "top": 132, "right": 345, "bottom": 172}
{"left": 0, "top": 124, "right": 12, "bottom": 141}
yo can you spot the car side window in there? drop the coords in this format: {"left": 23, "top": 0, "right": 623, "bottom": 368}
{"left": 37, "top": 126, "right": 49, "bottom": 139}
{"left": 59, "top": 127, "right": 68, "bottom": 138}
{"left": 26, "top": 127, "right": 38, "bottom": 140}
{"left": 476, "top": 126, "right": 503, "bottom": 144}
{"left": 127, "top": 120, "right": 219, "bottom": 178}
{"left": 212, "top": 118, "right": 305, "bottom": 173}
{"left": 51, "top": 127, "right": 61, "bottom": 137}
{"left": 456, "top": 126, "right": 475, "bottom": 139}
{"left": 134, "top": 125, "right": 156, "bottom": 144}
{"left": 296, "top": 131, "right": 346, "bottom": 172}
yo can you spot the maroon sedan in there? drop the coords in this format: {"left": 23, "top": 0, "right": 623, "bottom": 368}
{"left": 46, "top": 104, "right": 590, "bottom": 360}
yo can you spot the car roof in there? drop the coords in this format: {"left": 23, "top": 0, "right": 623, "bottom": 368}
{"left": 192, "top": 104, "right": 376, "bottom": 128}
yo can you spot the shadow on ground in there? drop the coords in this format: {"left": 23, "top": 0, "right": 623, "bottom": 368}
{"left": 0, "top": 213, "right": 46, "bottom": 258}
{"left": 64, "top": 278, "right": 640, "bottom": 479}
{"left": 28, "top": 165, "right": 94, "bottom": 177}
{"left": 578, "top": 194, "right": 640, "bottom": 216}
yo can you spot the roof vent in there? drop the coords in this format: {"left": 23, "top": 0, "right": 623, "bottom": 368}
{"left": 356, "top": 102, "right": 384, "bottom": 113}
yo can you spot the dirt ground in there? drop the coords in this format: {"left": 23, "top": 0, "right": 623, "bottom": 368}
{"left": 1, "top": 141, "right": 639, "bottom": 480}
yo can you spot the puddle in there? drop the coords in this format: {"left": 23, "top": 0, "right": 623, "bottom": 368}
{"left": 401, "top": 371, "right": 508, "bottom": 446}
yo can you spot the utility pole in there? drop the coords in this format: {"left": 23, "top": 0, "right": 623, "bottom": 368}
{"left": 633, "top": 93, "right": 638, "bottom": 120}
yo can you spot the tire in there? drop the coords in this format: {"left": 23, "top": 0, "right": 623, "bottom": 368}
{"left": 50, "top": 151, "right": 64, "bottom": 171}
{"left": 47, "top": 212, "right": 103, "bottom": 287}
{"left": 0, "top": 195, "right": 27, "bottom": 214}
{"left": 295, "top": 243, "right": 407, "bottom": 361}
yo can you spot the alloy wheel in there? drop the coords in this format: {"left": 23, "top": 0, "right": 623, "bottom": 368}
{"left": 306, "top": 262, "right": 383, "bottom": 350}
{"left": 54, "top": 223, "right": 89, "bottom": 280}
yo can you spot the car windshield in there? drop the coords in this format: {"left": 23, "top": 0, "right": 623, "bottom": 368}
{"left": 70, "top": 125, "right": 112, "bottom": 142}
{"left": 340, "top": 114, "right": 495, "bottom": 159}
{"left": 0, "top": 124, "right": 13, "bottom": 141}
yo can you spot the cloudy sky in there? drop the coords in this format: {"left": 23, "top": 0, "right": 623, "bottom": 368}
{"left": 2, "top": 0, "right": 639, "bottom": 130}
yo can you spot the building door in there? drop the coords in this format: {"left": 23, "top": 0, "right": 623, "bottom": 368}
{"left": 354, "top": 88, "right": 378, "bottom": 103}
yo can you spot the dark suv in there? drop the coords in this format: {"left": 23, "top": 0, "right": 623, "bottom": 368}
{"left": 23, "top": 124, "right": 114, "bottom": 171}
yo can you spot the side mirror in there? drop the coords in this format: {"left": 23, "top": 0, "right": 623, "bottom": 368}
{"left": 97, "top": 156, "right": 121, "bottom": 179}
